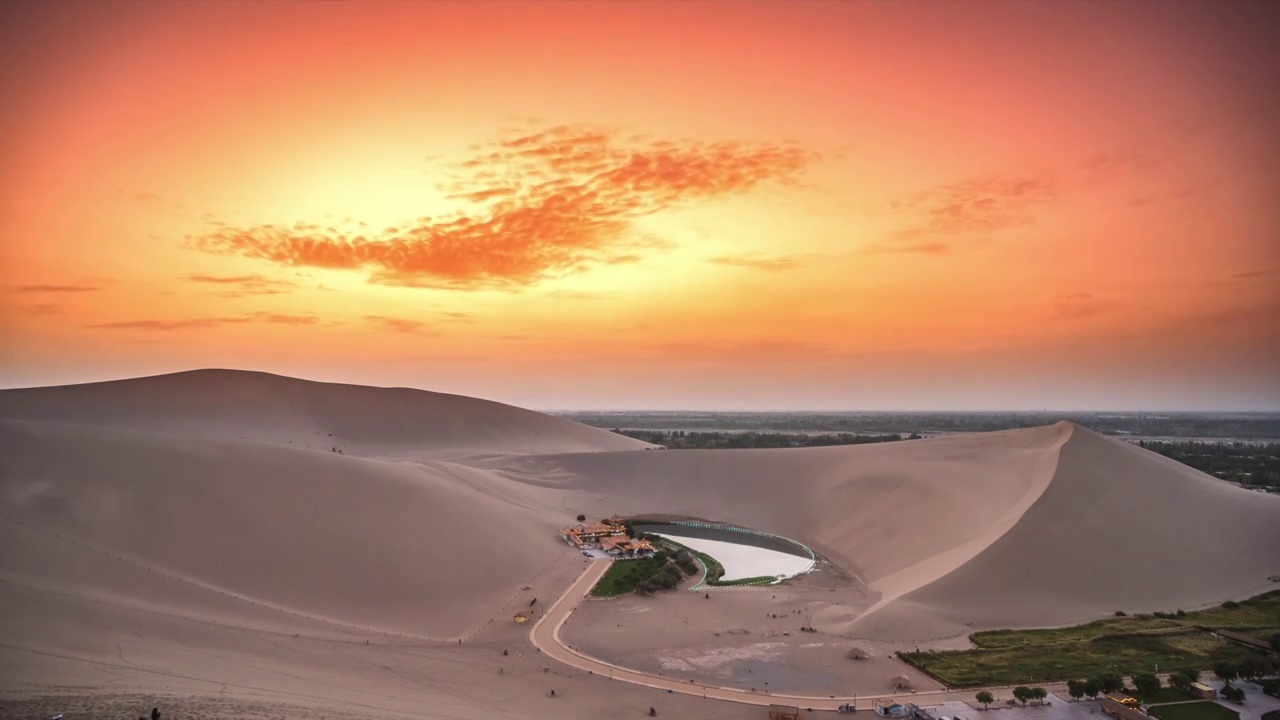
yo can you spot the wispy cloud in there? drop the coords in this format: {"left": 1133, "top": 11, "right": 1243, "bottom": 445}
{"left": 255, "top": 312, "right": 320, "bottom": 325}
{"left": 364, "top": 315, "right": 435, "bottom": 334}
{"left": 183, "top": 273, "right": 297, "bottom": 297}
{"left": 887, "top": 173, "right": 1058, "bottom": 252}
{"left": 708, "top": 254, "right": 820, "bottom": 271}
{"left": 20, "top": 303, "right": 63, "bottom": 315}
{"left": 875, "top": 145, "right": 1170, "bottom": 256}
{"left": 1205, "top": 268, "right": 1278, "bottom": 287}
{"left": 1053, "top": 292, "right": 1104, "bottom": 320}
{"left": 861, "top": 241, "right": 955, "bottom": 256}
{"left": 191, "top": 125, "right": 818, "bottom": 290}
{"left": 1228, "top": 268, "right": 1276, "bottom": 282}
{"left": 86, "top": 311, "right": 321, "bottom": 331}
{"left": 12, "top": 284, "right": 103, "bottom": 293}
{"left": 87, "top": 317, "right": 255, "bottom": 332}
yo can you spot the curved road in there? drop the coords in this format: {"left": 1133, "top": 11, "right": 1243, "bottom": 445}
{"left": 530, "top": 559, "right": 967, "bottom": 711}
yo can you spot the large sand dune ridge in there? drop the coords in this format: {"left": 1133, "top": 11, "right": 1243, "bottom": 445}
{"left": 2, "top": 370, "right": 1277, "bottom": 716}
{"left": 0, "top": 369, "right": 650, "bottom": 460}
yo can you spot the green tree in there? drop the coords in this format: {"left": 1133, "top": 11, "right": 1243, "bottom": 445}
{"left": 1030, "top": 687, "right": 1048, "bottom": 705}
{"left": 976, "top": 691, "right": 994, "bottom": 708}
{"left": 1239, "top": 656, "right": 1268, "bottom": 681}
{"left": 1167, "top": 672, "right": 1196, "bottom": 693}
{"left": 1099, "top": 674, "right": 1124, "bottom": 694}
{"left": 1013, "top": 687, "right": 1031, "bottom": 706}
{"left": 1132, "top": 673, "right": 1161, "bottom": 695}
{"left": 1084, "top": 678, "right": 1102, "bottom": 699}
{"left": 1066, "top": 680, "right": 1085, "bottom": 701}
{"left": 1270, "top": 632, "right": 1280, "bottom": 653}
{"left": 1214, "top": 661, "right": 1239, "bottom": 685}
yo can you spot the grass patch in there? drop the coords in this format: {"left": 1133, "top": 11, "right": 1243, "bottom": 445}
{"left": 590, "top": 556, "right": 669, "bottom": 597}
{"left": 901, "top": 592, "right": 1280, "bottom": 687}
{"left": 717, "top": 575, "right": 778, "bottom": 586}
{"left": 1126, "top": 688, "right": 1196, "bottom": 705}
{"left": 971, "top": 593, "right": 1280, "bottom": 650}
{"left": 902, "top": 629, "right": 1262, "bottom": 686}
{"left": 1149, "top": 702, "right": 1239, "bottom": 720}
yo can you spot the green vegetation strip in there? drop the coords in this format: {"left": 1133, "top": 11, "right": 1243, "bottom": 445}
{"left": 590, "top": 556, "right": 669, "bottom": 597}
{"left": 1148, "top": 702, "right": 1240, "bottom": 720}
{"left": 899, "top": 591, "right": 1280, "bottom": 687}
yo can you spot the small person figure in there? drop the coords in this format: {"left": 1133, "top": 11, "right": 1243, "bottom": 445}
{"left": 151, "top": 708, "right": 161, "bottom": 720}
{"left": 649, "top": 707, "right": 657, "bottom": 716}
{"left": 550, "top": 689, "right": 556, "bottom": 698}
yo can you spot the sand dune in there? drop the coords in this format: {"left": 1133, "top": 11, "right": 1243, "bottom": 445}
{"left": 0, "top": 369, "right": 650, "bottom": 460}
{"left": 0, "top": 417, "right": 564, "bottom": 639}
{"left": 850, "top": 425, "right": 1280, "bottom": 640}
{"left": 2, "top": 370, "right": 1278, "bottom": 716}
{"left": 497, "top": 422, "right": 1073, "bottom": 603}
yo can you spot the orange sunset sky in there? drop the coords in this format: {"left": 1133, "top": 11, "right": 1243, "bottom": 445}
{"left": 1, "top": 0, "right": 1277, "bottom": 410}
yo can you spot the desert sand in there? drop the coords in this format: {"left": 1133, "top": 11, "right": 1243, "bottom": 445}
{"left": 2, "top": 370, "right": 1277, "bottom": 719}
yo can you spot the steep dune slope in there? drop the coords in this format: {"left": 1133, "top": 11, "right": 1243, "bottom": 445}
{"left": 0, "top": 418, "right": 565, "bottom": 639}
{"left": 0, "top": 369, "right": 650, "bottom": 460}
{"left": 497, "top": 423, "right": 1072, "bottom": 599}
{"left": 851, "top": 424, "right": 1280, "bottom": 641}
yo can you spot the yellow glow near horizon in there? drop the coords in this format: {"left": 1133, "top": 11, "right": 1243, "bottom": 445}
{"left": 1, "top": 0, "right": 1277, "bottom": 410}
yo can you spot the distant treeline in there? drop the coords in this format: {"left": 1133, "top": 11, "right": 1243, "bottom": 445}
{"left": 1137, "top": 440, "right": 1280, "bottom": 490}
{"left": 610, "top": 429, "right": 917, "bottom": 449}
{"left": 563, "top": 412, "right": 1280, "bottom": 440}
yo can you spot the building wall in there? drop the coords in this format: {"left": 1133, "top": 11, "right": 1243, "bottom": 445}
{"left": 1101, "top": 698, "right": 1149, "bottom": 720}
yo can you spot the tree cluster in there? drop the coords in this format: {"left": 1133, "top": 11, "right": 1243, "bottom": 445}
{"left": 1137, "top": 440, "right": 1280, "bottom": 489}
{"left": 1066, "top": 675, "right": 1122, "bottom": 700}
{"left": 673, "top": 550, "right": 698, "bottom": 575}
{"left": 610, "top": 429, "right": 909, "bottom": 450}
{"left": 565, "top": 411, "right": 1280, "bottom": 440}
{"left": 1011, "top": 687, "right": 1048, "bottom": 705}
{"left": 1214, "top": 657, "right": 1278, "bottom": 683}
{"left": 635, "top": 563, "right": 684, "bottom": 595}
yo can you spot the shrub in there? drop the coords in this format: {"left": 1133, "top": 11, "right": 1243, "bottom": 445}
{"left": 976, "top": 691, "right": 994, "bottom": 708}
{"left": 1115, "top": 611, "right": 1127, "bottom": 616}
{"left": 1133, "top": 673, "right": 1161, "bottom": 694}
{"left": 576, "top": 514, "right": 586, "bottom": 522}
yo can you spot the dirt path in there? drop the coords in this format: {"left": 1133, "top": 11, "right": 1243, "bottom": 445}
{"left": 530, "top": 560, "right": 986, "bottom": 710}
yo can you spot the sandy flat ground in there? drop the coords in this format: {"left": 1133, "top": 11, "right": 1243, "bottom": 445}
{"left": 3, "top": 370, "right": 1278, "bottom": 717}
{"left": 560, "top": 561, "right": 940, "bottom": 697}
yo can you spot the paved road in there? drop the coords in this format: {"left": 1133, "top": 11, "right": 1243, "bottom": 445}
{"left": 529, "top": 559, "right": 1028, "bottom": 711}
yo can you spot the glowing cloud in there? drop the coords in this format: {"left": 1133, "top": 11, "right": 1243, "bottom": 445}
{"left": 191, "top": 127, "right": 818, "bottom": 290}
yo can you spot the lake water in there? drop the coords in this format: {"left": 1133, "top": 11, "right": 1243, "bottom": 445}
{"left": 656, "top": 533, "right": 815, "bottom": 582}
